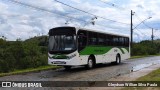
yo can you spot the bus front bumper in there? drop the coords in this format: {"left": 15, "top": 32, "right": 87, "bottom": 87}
{"left": 48, "top": 57, "right": 84, "bottom": 66}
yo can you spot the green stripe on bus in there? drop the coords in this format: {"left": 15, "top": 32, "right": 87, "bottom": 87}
{"left": 119, "top": 48, "right": 125, "bottom": 54}
{"left": 125, "top": 47, "right": 129, "bottom": 53}
{"left": 52, "top": 55, "right": 68, "bottom": 59}
{"left": 79, "top": 46, "right": 129, "bottom": 55}
{"left": 79, "top": 46, "right": 112, "bottom": 55}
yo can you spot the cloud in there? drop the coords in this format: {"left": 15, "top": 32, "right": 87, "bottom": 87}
{"left": 0, "top": 0, "right": 160, "bottom": 41}
{"left": 70, "top": 0, "right": 81, "bottom": 3}
{"left": 136, "top": 5, "right": 144, "bottom": 9}
{"left": 0, "top": 2, "right": 8, "bottom": 11}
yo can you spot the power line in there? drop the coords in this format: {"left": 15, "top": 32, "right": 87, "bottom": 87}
{"left": 5, "top": 0, "right": 87, "bottom": 23}
{"left": 4, "top": 0, "right": 128, "bottom": 30}
{"left": 153, "top": 30, "right": 160, "bottom": 39}
{"left": 134, "top": 14, "right": 160, "bottom": 39}
{"left": 54, "top": 0, "right": 130, "bottom": 25}
{"left": 135, "top": 29, "right": 149, "bottom": 41}
{"left": 154, "top": 35, "right": 160, "bottom": 39}
{"left": 134, "top": 28, "right": 149, "bottom": 38}
{"left": 97, "top": 0, "right": 160, "bottom": 40}
{"left": 134, "top": 14, "right": 152, "bottom": 29}
{"left": 98, "top": 0, "right": 125, "bottom": 10}
{"left": 98, "top": 0, "right": 131, "bottom": 15}
{"left": 134, "top": 28, "right": 160, "bottom": 40}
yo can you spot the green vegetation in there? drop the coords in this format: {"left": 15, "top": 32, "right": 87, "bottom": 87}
{"left": 132, "top": 40, "right": 160, "bottom": 56}
{"left": 137, "top": 68, "right": 160, "bottom": 81}
{"left": 130, "top": 54, "right": 160, "bottom": 59}
{"left": 0, "top": 36, "right": 49, "bottom": 73}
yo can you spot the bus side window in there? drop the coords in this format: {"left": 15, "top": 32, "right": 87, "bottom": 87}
{"left": 106, "top": 35, "right": 112, "bottom": 46}
{"left": 77, "top": 30, "right": 87, "bottom": 52}
{"left": 88, "top": 32, "right": 98, "bottom": 45}
{"left": 98, "top": 33, "right": 105, "bottom": 46}
{"left": 124, "top": 37, "right": 129, "bottom": 47}
{"left": 126, "top": 38, "right": 129, "bottom": 47}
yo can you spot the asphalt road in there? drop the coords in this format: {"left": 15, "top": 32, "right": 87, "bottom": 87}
{"left": 0, "top": 56, "right": 160, "bottom": 81}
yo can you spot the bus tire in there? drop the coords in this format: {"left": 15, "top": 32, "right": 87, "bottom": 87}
{"left": 115, "top": 54, "right": 121, "bottom": 64}
{"left": 64, "top": 66, "right": 71, "bottom": 70}
{"left": 86, "top": 58, "right": 94, "bottom": 69}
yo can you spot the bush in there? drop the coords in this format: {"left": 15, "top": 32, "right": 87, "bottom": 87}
{"left": 0, "top": 36, "right": 48, "bottom": 73}
{"left": 132, "top": 40, "right": 160, "bottom": 56}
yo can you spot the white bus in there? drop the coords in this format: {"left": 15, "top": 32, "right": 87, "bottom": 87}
{"left": 48, "top": 26, "right": 130, "bottom": 70}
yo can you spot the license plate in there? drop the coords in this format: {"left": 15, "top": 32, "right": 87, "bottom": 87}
{"left": 52, "top": 61, "right": 66, "bottom": 64}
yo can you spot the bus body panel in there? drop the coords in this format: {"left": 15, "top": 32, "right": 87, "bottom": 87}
{"left": 93, "top": 47, "right": 129, "bottom": 64}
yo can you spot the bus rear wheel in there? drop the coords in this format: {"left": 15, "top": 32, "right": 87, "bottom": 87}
{"left": 115, "top": 55, "right": 121, "bottom": 64}
{"left": 64, "top": 66, "right": 71, "bottom": 70}
{"left": 86, "top": 58, "right": 94, "bottom": 69}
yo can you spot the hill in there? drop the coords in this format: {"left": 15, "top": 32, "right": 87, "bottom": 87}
{"left": 0, "top": 36, "right": 48, "bottom": 73}
{"left": 25, "top": 35, "right": 48, "bottom": 46}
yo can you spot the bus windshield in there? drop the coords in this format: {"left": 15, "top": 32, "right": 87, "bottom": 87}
{"left": 48, "top": 35, "right": 76, "bottom": 54}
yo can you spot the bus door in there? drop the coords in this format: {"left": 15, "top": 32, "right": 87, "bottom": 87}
{"left": 77, "top": 30, "right": 87, "bottom": 52}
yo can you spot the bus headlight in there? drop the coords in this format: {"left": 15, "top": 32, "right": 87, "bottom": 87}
{"left": 48, "top": 56, "right": 53, "bottom": 59}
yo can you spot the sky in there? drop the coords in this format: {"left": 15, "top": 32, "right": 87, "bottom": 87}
{"left": 0, "top": 0, "right": 160, "bottom": 41}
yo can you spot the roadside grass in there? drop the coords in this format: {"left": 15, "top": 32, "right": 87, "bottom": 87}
{"left": 121, "top": 68, "right": 160, "bottom": 90}
{"left": 130, "top": 54, "right": 160, "bottom": 59}
{"left": 137, "top": 68, "right": 160, "bottom": 81}
{"left": 0, "top": 65, "right": 60, "bottom": 77}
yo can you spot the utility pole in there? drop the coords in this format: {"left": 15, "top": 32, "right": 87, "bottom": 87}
{"left": 151, "top": 28, "right": 154, "bottom": 43}
{"left": 130, "top": 10, "right": 133, "bottom": 55}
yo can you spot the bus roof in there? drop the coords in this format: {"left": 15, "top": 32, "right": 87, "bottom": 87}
{"left": 51, "top": 26, "right": 130, "bottom": 38}
{"left": 77, "top": 27, "right": 129, "bottom": 38}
